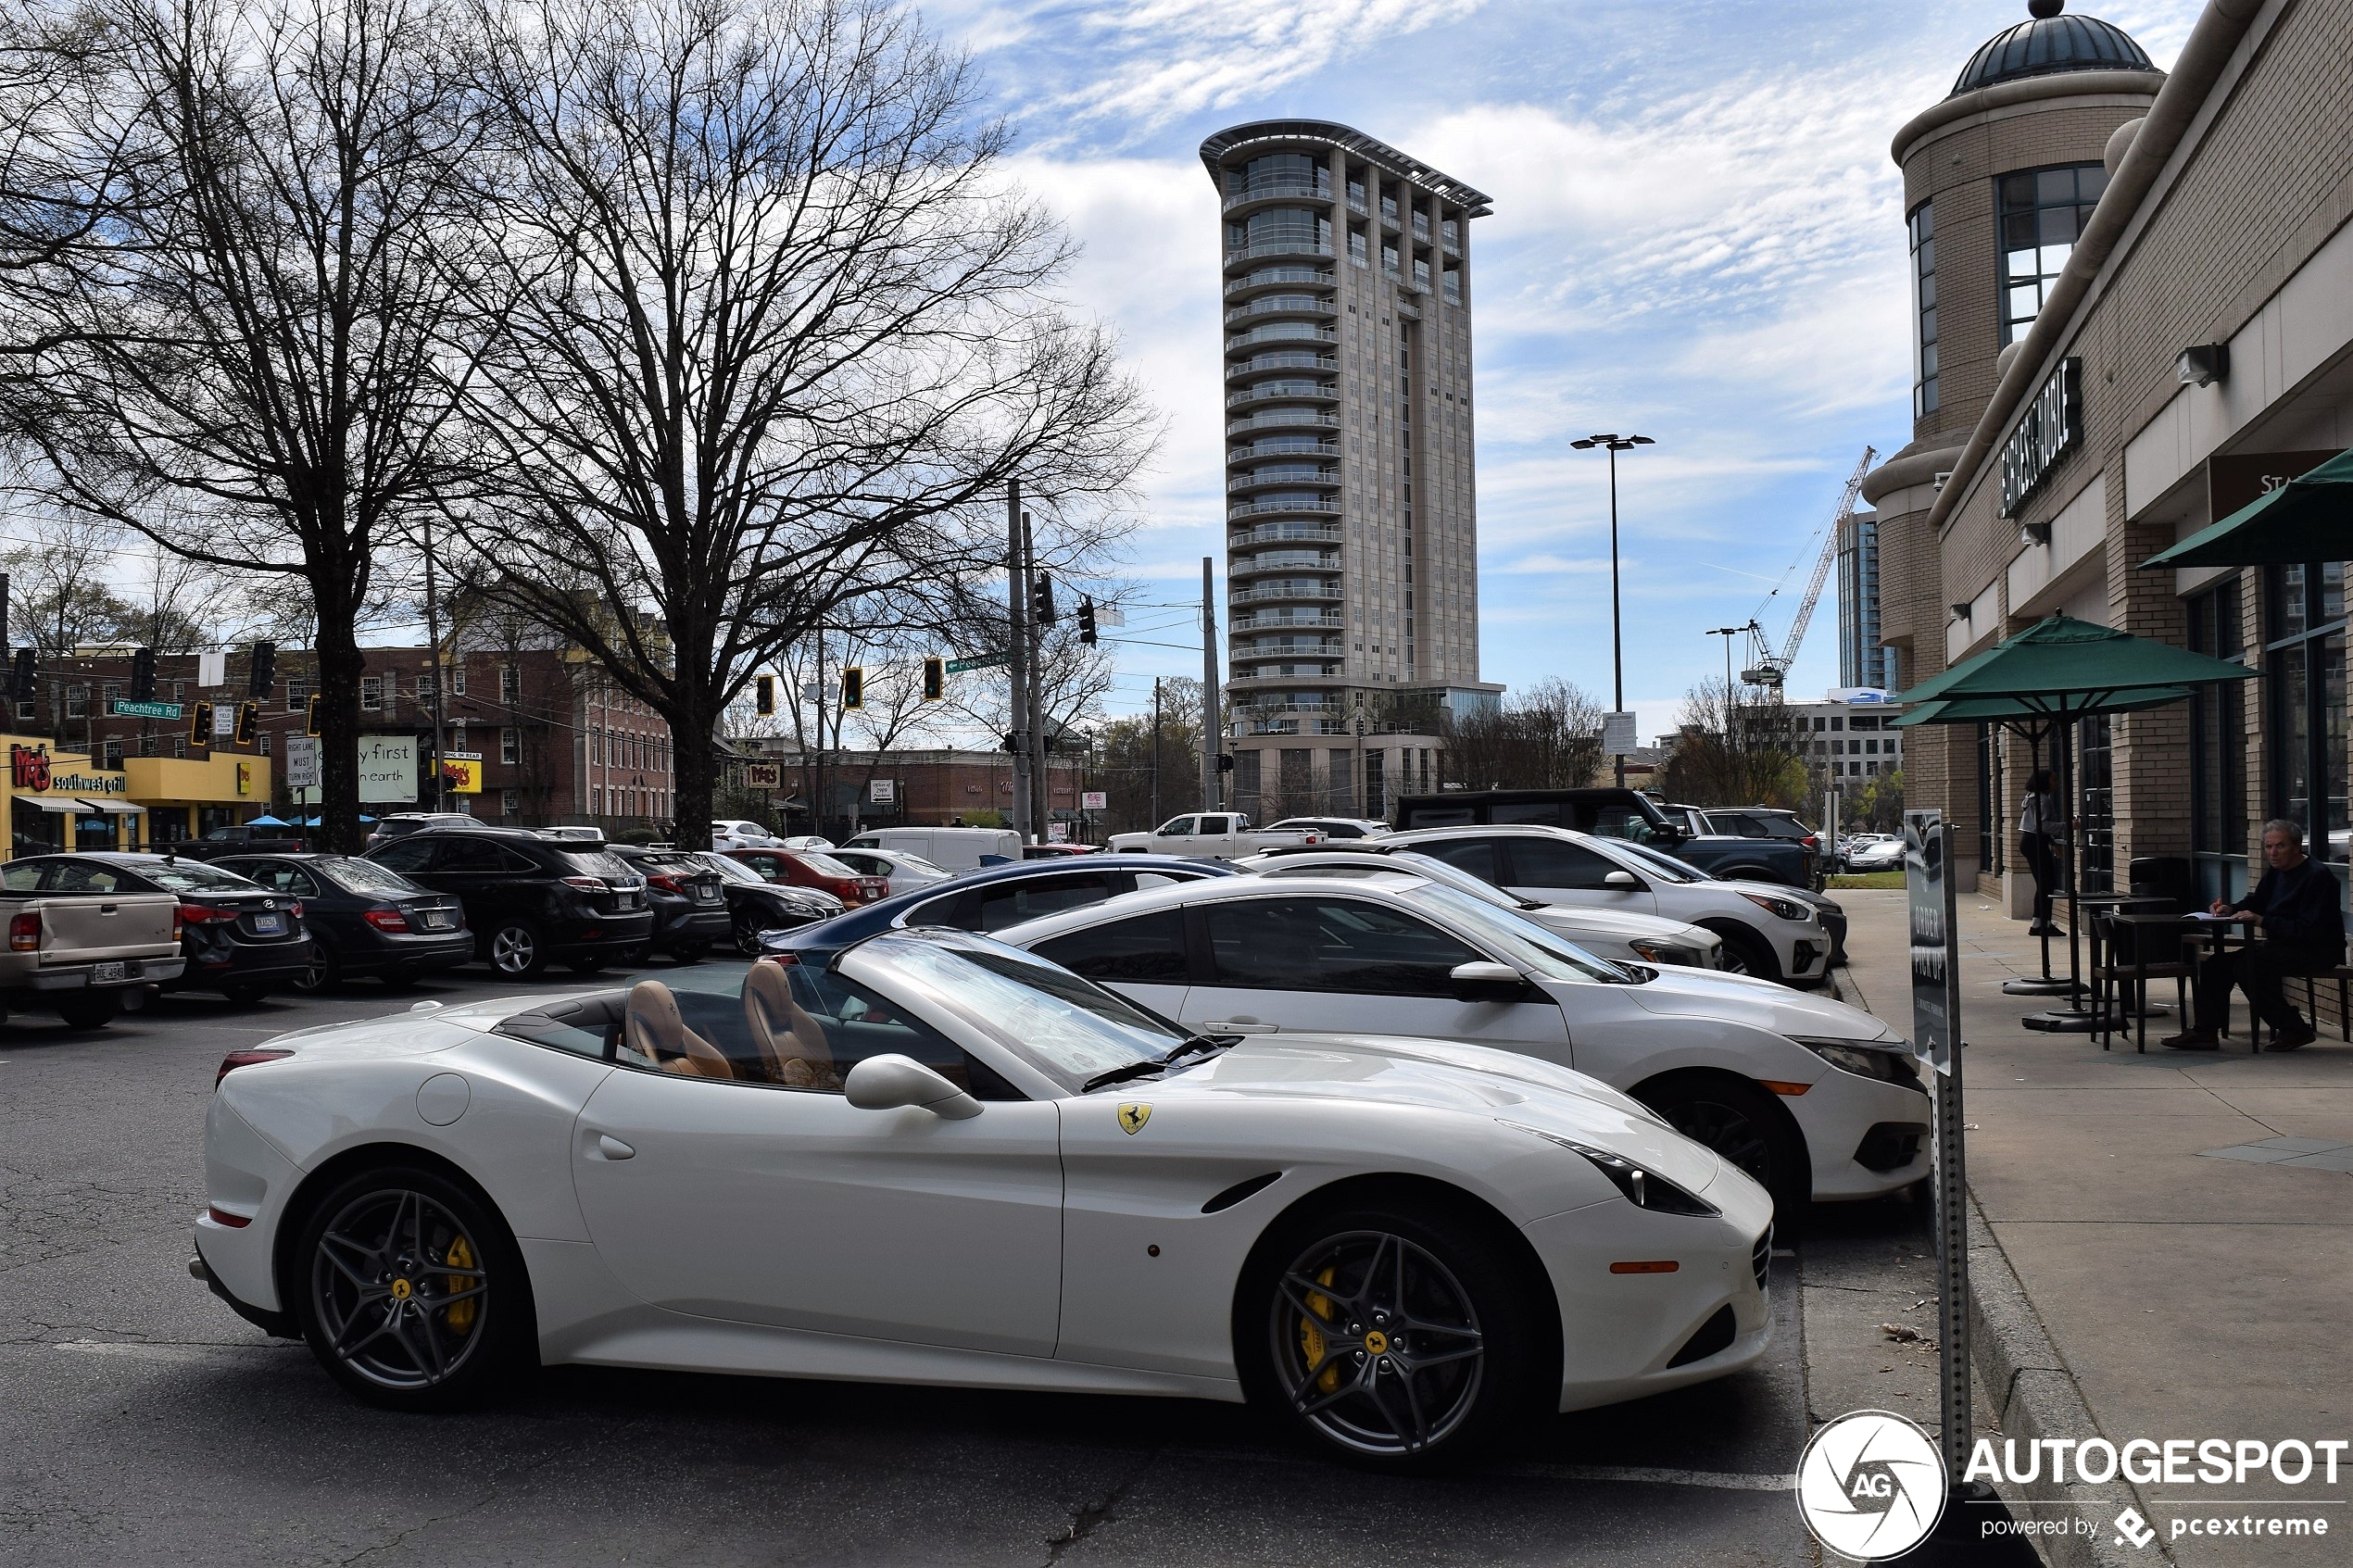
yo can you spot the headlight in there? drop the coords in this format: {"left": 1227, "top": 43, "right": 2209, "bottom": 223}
{"left": 1500, "top": 1122, "right": 1720, "bottom": 1216}
{"left": 1629, "top": 938, "right": 1701, "bottom": 967}
{"left": 1793, "top": 1036, "right": 1925, "bottom": 1093}
{"left": 1740, "top": 891, "right": 1814, "bottom": 922}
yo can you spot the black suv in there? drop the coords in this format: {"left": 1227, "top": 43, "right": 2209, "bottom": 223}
{"left": 605, "top": 844, "right": 732, "bottom": 963}
{"left": 362, "top": 828, "right": 653, "bottom": 978}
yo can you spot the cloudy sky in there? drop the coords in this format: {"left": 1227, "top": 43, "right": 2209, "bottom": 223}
{"left": 928, "top": 0, "right": 2199, "bottom": 740}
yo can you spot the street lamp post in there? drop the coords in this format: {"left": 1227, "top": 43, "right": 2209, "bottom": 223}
{"left": 1570, "top": 433, "right": 1655, "bottom": 786}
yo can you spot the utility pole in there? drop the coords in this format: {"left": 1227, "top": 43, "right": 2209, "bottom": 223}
{"left": 1021, "top": 507, "right": 1051, "bottom": 839}
{"left": 1150, "top": 676, "right": 1162, "bottom": 827}
{"left": 1200, "top": 557, "right": 1219, "bottom": 812}
{"left": 1006, "top": 480, "right": 1033, "bottom": 843}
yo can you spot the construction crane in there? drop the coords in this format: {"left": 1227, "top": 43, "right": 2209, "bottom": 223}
{"left": 1741, "top": 445, "right": 1877, "bottom": 688}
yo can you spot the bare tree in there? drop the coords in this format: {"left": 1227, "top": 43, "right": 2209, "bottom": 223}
{"left": 1658, "top": 679, "right": 1810, "bottom": 809}
{"left": 447, "top": 0, "right": 1154, "bottom": 847}
{"left": 1440, "top": 676, "right": 1604, "bottom": 791}
{"left": 0, "top": 0, "right": 487, "bottom": 850}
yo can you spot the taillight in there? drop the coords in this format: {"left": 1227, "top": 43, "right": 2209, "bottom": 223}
{"left": 172, "top": 911, "right": 183, "bottom": 942}
{"left": 1802, "top": 835, "right": 1820, "bottom": 850}
{"left": 290, "top": 901, "right": 304, "bottom": 920}
{"left": 205, "top": 1206, "right": 252, "bottom": 1228}
{"left": 180, "top": 904, "right": 237, "bottom": 924}
{"left": 215, "top": 1047, "right": 293, "bottom": 1089}
{"left": 560, "top": 875, "right": 606, "bottom": 892}
{"left": 9, "top": 911, "right": 39, "bottom": 951}
{"left": 646, "top": 873, "right": 684, "bottom": 893}
{"left": 361, "top": 907, "right": 411, "bottom": 933}
{"left": 762, "top": 950, "right": 799, "bottom": 967}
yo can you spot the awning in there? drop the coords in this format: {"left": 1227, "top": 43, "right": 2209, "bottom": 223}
{"left": 2140, "top": 445, "right": 2353, "bottom": 569}
{"left": 12, "top": 794, "right": 97, "bottom": 814}
{"left": 1894, "top": 614, "right": 2257, "bottom": 717}
{"left": 80, "top": 799, "right": 145, "bottom": 814}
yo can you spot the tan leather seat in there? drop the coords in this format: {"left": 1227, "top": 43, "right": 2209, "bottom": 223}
{"left": 743, "top": 961, "right": 840, "bottom": 1089}
{"left": 623, "top": 980, "right": 734, "bottom": 1079}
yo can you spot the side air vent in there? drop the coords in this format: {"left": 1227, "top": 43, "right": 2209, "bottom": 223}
{"left": 1667, "top": 1304, "right": 1738, "bottom": 1369}
{"left": 1202, "top": 1173, "right": 1283, "bottom": 1213}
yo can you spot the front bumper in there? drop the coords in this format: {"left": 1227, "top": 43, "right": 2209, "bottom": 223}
{"left": 1787, "top": 1065, "right": 1933, "bottom": 1200}
{"left": 28, "top": 956, "right": 186, "bottom": 989}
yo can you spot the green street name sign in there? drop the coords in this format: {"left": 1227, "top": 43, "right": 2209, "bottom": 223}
{"left": 945, "top": 651, "right": 1011, "bottom": 674}
{"left": 110, "top": 699, "right": 185, "bottom": 720}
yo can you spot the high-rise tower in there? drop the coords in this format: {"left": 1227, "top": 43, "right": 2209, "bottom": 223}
{"left": 1200, "top": 120, "right": 1498, "bottom": 818}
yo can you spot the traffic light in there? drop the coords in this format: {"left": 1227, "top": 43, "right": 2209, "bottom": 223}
{"left": 1216, "top": 752, "right": 1235, "bottom": 772}
{"left": 248, "top": 641, "right": 275, "bottom": 696}
{"left": 187, "top": 701, "right": 213, "bottom": 746}
{"left": 921, "top": 657, "right": 944, "bottom": 700}
{"left": 754, "top": 673, "right": 775, "bottom": 716}
{"left": 8, "top": 646, "right": 34, "bottom": 702}
{"left": 1000, "top": 732, "right": 1020, "bottom": 753}
{"left": 1031, "top": 575, "right": 1055, "bottom": 624}
{"left": 305, "top": 693, "right": 321, "bottom": 736}
{"left": 233, "top": 701, "right": 258, "bottom": 746}
{"left": 129, "top": 646, "right": 157, "bottom": 702}
{"left": 1076, "top": 601, "right": 1097, "bottom": 645}
{"left": 840, "top": 666, "right": 863, "bottom": 710}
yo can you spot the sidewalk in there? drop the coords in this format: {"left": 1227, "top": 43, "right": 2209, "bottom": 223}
{"left": 1838, "top": 888, "right": 2353, "bottom": 1568}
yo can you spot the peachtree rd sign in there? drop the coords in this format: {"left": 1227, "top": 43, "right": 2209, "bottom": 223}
{"left": 110, "top": 699, "right": 185, "bottom": 720}
{"left": 2000, "top": 357, "right": 2082, "bottom": 518}
{"left": 946, "top": 651, "right": 1011, "bottom": 673}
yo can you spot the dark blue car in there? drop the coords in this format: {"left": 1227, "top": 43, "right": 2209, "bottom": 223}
{"left": 761, "top": 854, "right": 1237, "bottom": 962}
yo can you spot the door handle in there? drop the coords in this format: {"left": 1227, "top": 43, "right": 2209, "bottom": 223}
{"left": 1202, "top": 1019, "right": 1278, "bottom": 1035}
{"left": 595, "top": 1134, "right": 635, "bottom": 1160}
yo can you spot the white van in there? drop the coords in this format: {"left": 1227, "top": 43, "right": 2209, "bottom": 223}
{"left": 840, "top": 825, "right": 1021, "bottom": 872}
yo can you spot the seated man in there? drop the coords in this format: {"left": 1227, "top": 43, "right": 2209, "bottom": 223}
{"left": 2164, "top": 819, "right": 2346, "bottom": 1051}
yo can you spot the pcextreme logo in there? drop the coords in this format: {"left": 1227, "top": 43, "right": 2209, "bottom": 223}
{"left": 1795, "top": 1411, "right": 1948, "bottom": 1561}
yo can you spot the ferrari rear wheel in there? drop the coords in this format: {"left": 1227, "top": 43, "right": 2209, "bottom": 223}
{"left": 1241, "top": 1199, "right": 1545, "bottom": 1468}
{"left": 294, "top": 1166, "right": 532, "bottom": 1411}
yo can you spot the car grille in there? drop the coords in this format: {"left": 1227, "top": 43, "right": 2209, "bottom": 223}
{"left": 1752, "top": 1227, "right": 1773, "bottom": 1293}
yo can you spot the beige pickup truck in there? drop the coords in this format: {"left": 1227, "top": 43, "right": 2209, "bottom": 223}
{"left": 0, "top": 881, "right": 185, "bottom": 1029}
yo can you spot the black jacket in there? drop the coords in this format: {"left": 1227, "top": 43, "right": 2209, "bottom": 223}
{"left": 2236, "top": 858, "right": 2347, "bottom": 965}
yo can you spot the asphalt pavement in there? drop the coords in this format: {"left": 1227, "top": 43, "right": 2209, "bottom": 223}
{"left": 0, "top": 958, "right": 2022, "bottom": 1567}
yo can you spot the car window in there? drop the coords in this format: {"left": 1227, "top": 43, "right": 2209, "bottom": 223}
{"left": 3, "top": 860, "right": 46, "bottom": 892}
{"left": 1587, "top": 806, "right": 1659, "bottom": 844}
{"left": 1400, "top": 805, "right": 1476, "bottom": 828}
{"left": 1130, "top": 871, "right": 1198, "bottom": 891}
{"left": 1200, "top": 897, "right": 1479, "bottom": 997}
{"left": 140, "top": 860, "right": 258, "bottom": 894}
{"left": 319, "top": 857, "right": 418, "bottom": 896}
{"left": 368, "top": 838, "right": 435, "bottom": 872}
{"left": 1489, "top": 802, "right": 1563, "bottom": 826}
{"left": 975, "top": 872, "right": 1117, "bottom": 932}
{"left": 429, "top": 838, "right": 508, "bottom": 873}
{"left": 46, "top": 861, "right": 128, "bottom": 893}
{"left": 1506, "top": 836, "right": 1623, "bottom": 890}
{"left": 697, "top": 852, "right": 764, "bottom": 885}
{"left": 1610, "top": 839, "right": 1707, "bottom": 884}
{"left": 870, "top": 935, "right": 1180, "bottom": 1093}
{"left": 832, "top": 851, "right": 885, "bottom": 874}
{"left": 241, "top": 861, "right": 321, "bottom": 897}
{"left": 1032, "top": 909, "right": 1190, "bottom": 984}
{"left": 1155, "top": 816, "right": 1199, "bottom": 836}
{"left": 560, "top": 849, "right": 635, "bottom": 882}
{"left": 1411, "top": 837, "right": 1501, "bottom": 883}
{"left": 793, "top": 851, "right": 862, "bottom": 879}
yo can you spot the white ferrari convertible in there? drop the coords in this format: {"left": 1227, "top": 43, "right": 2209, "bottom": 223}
{"left": 194, "top": 930, "right": 1774, "bottom": 1465}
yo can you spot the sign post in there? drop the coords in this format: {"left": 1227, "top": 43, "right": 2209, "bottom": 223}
{"left": 1906, "top": 809, "right": 1969, "bottom": 1484}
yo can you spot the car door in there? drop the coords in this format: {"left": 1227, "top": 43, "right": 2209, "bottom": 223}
{"left": 1024, "top": 907, "right": 1193, "bottom": 1022}
{"left": 570, "top": 964, "right": 1063, "bottom": 1356}
{"left": 1152, "top": 815, "right": 1199, "bottom": 853}
{"left": 1498, "top": 835, "right": 1659, "bottom": 916}
{"left": 1178, "top": 894, "right": 1570, "bottom": 1060}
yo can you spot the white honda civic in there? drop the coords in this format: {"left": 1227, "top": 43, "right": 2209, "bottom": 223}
{"left": 195, "top": 932, "right": 1773, "bottom": 1465}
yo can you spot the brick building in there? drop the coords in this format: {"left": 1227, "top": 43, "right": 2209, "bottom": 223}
{"left": 16, "top": 643, "right": 678, "bottom": 835}
{"left": 1869, "top": 0, "right": 2353, "bottom": 919}
{"left": 734, "top": 742, "right": 1086, "bottom": 837}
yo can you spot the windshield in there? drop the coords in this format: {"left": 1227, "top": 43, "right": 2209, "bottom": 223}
{"left": 865, "top": 934, "right": 1185, "bottom": 1092}
{"left": 1387, "top": 851, "right": 1547, "bottom": 909}
{"left": 560, "top": 849, "right": 639, "bottom": 884}
{"left": 1408, "top": 883, "right": 1644, "bottom": 984}
{"left": 318, "top": 857, "right": 420, "bottom": 896}
{"left": 796, "top": 851, "right": 864, "bottom": 879}
{"left": 1605, "top": 837, "right": 1708, "bottom": 884}
{"left": 695, "top": 851, "right": 765, "bottom": 884}
{"left": 143, "top": 859, "right": 263, "bottom": 894}
{"left": 889, "top": 853, "right": 950, "bottom": 877}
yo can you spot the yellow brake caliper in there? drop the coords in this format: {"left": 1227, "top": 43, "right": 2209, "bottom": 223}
{"left": 445, "top": 1235, "right": 477, "bottom": 1335}
{"left": 1299, "top": 1265, "right": 1340, "bottom": 1392}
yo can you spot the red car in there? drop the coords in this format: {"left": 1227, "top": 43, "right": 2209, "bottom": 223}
{"left": 723, "top": 847, "right": 891, "bottom": 906}
{"left": 1022, "top": 843, "right": 1101, "bottom": 859}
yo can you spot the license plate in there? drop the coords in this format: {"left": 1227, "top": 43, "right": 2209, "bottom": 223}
{"left": 251, "top": 914, "right": 283, "bottom": 935}
{"left": 94, "top": 960, "right": 124, "bottom": 983}
{"left": 421, "top": 910, "right": 451, "bottom": 930}
{"left": 617, "top": 894, "right": 636, "bottom": 910}
{"left": 695, "top": 886, "right": 718, "bottom": 902}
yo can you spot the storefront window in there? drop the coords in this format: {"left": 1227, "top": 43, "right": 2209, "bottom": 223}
{"left": 2188, "top": 579, "right": 2248, "bottom": 900}
{"left": 2264, "top": 562, "right": 2348, "bottom": 868}
{"left": 2079, "top": 714, "right": 2113, "bottom": 895}
{"left": 1996, "top": 164, "right": 2106, "bottom": 344}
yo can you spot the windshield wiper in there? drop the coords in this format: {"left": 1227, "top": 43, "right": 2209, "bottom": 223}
{"left": 1082, "top": 1034, "right": 1239, "bottom": 1094}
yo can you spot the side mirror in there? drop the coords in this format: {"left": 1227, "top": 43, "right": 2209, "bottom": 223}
{"left": 843, "top": 1054, "right": 983, "bottom": 1120}
{"left": 1449, "top": 960, "right": 1529, "bottom": 1004}
{"left": 1603, "top": 870, "right": 1642, "bottom": 889}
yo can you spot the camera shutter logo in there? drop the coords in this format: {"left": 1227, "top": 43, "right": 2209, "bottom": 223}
{"left": 1794, "top": 1410, "right": 1947, "bottom": 1560}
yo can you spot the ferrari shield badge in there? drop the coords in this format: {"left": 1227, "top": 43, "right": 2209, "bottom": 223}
{"left": 1117, "top": 1102, "right": 1152, "bottom": 1135}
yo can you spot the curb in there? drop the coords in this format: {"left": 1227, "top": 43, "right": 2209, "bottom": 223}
{"left": 1964, "top": 1187, "right": 2172, "bottom": 1568}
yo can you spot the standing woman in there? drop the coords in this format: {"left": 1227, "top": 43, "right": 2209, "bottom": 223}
{"left": 2020, "top": 768, "right": 2065, "bottom": 935}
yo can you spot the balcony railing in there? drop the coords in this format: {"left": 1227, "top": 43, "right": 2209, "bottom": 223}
{"left": 1225, "top": 322, "right": 1339, "bottom": 351}
{"left": 1225, "top": 377, "right": 1338, "bottom": 406}
{"left": 1225, "top": 267, "right": 1334, "bottom": 298}
{"left": 1227, "top": 468, "right": 1337, "bottom": 492}
{"left": 1236, "top": 609, "right": 1345, "bottom": 629}
{"left": 1223, "top": 295, "right": 1337, "bottom": 324}
{"left": 1226, "top": 351, "right": 1336, "bottom": 378}
{"left": 1242, "top": 635, "right": 1344, "bottom": 654}
{"left": 1225, "top": 241, "right": 1334, "bottom": 263}
{"left": 1379, "top": 199, "right": 1399, "bottom": 227}
{"left": 1412, "top": 214, "right": 1431, "bottom": 242}
{"left": 1231, "top": 583, "right": 1343, "bottom": 603}
{"left": 1226, "top": 408, "right": 1340, "bottom": 433}
{"left": 1346, "top": 190, "right": 1367, "bottom": 215}
{"left": 1230, "top": 524, "right": 1342, "bottom": 547}
{"left": 1221, "top": 177, "right": 1332, "bottom": 211}
{"left": 1231, "top": 549, "right": 1340, "bottom": 572}
{"left": 1227, "top": 498, "right": 1340, "bottom": 521}
{"left": 1228, "top": 437, "right": 1339, "bottom": 461}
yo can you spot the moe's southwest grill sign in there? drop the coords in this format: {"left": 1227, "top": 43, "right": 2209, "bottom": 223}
{"left": 9, "top": 743, "right": 129, "bottom": 796}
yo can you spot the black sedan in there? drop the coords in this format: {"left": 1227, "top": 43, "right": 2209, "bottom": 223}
{"left": 5, "top": 852, "right": 312, "bottom": 1004}
{"left": 605, "top": 844, "right": 732, "bottom": 963}
{"left": 688, "top": 849, "right": 843, "bottom": 957}
{"left": 214, "top": 852, "right": 472, "bottom": 990}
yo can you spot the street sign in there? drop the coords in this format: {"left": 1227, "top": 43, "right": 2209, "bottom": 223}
{"left": 869, "top": 778, "right": 896, "bottom": 804}
{"left": 744, "top": 762, "right": 781, "bottom": 790}
{"left": 1602, "top": 710, "right": 1638, "bottom": 756}
{"left": 211, "top": 702, "right": 235, "bottom": 739}
{"left": 110, "top": 699, "right": 183, "bottom": 721}
{"left": 283, "top": 734, "right": 320, "bottom": 789}
{"left": 945, "top": 651, "right": 1011, "bottom": 673}
{"left": 1082, "top": 790, "right": 1107, "bottom": 811}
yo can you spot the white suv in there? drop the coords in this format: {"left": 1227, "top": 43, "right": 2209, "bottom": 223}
{"left": 1386, "top": 824, "right": 1831, "bottom": 985}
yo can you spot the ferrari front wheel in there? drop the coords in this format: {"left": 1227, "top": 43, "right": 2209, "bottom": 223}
{"left": 292, "top": 1165, "right": 533, "bottom": 1411}
{"left": 1239, "top": 1198, "right": 1550, "bottom": 1468}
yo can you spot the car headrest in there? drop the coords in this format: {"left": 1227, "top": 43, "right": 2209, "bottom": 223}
{"left": 623, "top": 979, "right": 732, "bottom": 1078}
{"left": 742, "top": 961, "right": 838, "bottom": 1088}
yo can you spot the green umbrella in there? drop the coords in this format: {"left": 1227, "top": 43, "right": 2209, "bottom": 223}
{"left": 1894, "top": 614, "right": 2257, "bottom": 713}
{"left": 1892, "top": 686, "right": 2191, "bottom": 727}
{"left": 2139, "top": 445, "right": 2353, "bottom": 569}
